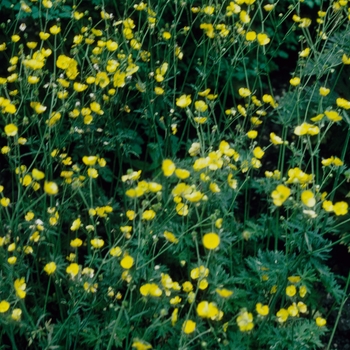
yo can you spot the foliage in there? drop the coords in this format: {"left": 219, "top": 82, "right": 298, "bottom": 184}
{"left": 1, "top": 0, "right": 350, "bottom": 349}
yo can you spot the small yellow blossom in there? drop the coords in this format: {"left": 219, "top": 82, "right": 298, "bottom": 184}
{"left": 319, "top": 87, "right": 330, "bottom": 96}
{"left": 290, "top": 77, "right": 301, "bottom": 86}
{"left": 176, "top": 94, "right": 192, "bottom": 108}
{"left": 182, "top": 320, "right": 196, "bottom": 334}
{"left": 271, "top": 185, "right": 291, "bottom": 206}
{"left": 237, "top": 311, "right": 254, "bottom": 332}
{"left": 49, "top": 25, "right": 61, "bottom": 35}
{"left": 286, "top": 285, "right": 297, "bottom": 297}
{"left": 316, "top": 317, "right": 327, "bottom": 327}
{"left": 162, "top": 159, "right": 176, "bottom": 177}
{"left": 70, "top": 238, "right": 83, "bottom": 248}
{"left": 44, "top": 262, "right": 57, "bottom": 275}
{"left": 276, "top": 308, "right": 289, "bottom": 323}
{"left": 257, "top": 33, "right": 270, "bottom": 46}
{"left": 202, "top": 232, "right": 220, "bottom": 249}
{"left": 91, "top": 238, "right": 104, "bottom": 249}
{"left": 0, "top": 300, "right": 10, "bottom": 313}
{"left": 44, "top": 181, "right": 58, "bottom": 195}
{"left": 120, "top": 255, "right": 134, "bottom": 269}
{"left": 256, "top": 303, "right": 269, "bottom": 316}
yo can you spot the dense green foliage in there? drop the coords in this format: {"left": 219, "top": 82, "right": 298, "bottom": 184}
{"left": 1, "top": 0, "right": 350, "bottom": 349}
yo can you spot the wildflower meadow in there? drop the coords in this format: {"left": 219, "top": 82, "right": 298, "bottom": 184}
{"left": 1, "top": 0, "right": 350, "bottom": 348}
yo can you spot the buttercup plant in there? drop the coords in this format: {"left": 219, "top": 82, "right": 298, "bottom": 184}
{"left": 1, "top": 0, "right": 350, "bottom": 349}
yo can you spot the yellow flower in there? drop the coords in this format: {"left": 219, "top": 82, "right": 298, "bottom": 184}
{"left": 39, "top": 32, "right": 50, "bottom": 40}
{"left": 182, "top": 320, "right": 196, "bottom": 334}
{"left": 110, "top": 246, "right": 122, "bottom": 257}
{"left": 95, "top": 72, "right": 110, "bottom": 88}
{"left": 4, "top": 124, "right": 18, "bottom": 136}
{"left": 44, "top": 181, "right": 58, "bottom": 195}
{"left": 336, "top": 97, "right": 350, "bottom": 109}
{"left": 194, "top": 100, "right": 208, "bottom": 112}
{"left": 342, "top": 54, "right": 350, "bottom": 64}
{"left": 49, "top": 25, "right": 61, "bottom": 35}
{"left": 44, "top": 262, "right": 57, "bottom": 275}
{"left": 299, "top": 285, "right": 307, "bottom": 298}
{"left": 246, "top": 130, "right": 258, "bottom": 139}
{"left": 298, "top": 301, "right": 308, "bottom": 313}
{"left": 333, "top": 201, "right": 348, "bottom": 215}
{"left": 246, "top": 31, "right": 256, "bottom": 41}
{"left": 325, "top": 110, "right": 342, "bottom": 122}
{"left": 163, "top": 231, "right": 179, "bottom": 243}
{"left": 176, "top": 94, "right": 192, "bottom": 108}
{"left": 30, "top": 102, "right": 47, "bottom": 114}
{"left": 253, "top": 146, "right": 264, "bottom": 159}
{"left": 8, "top": 256, "right": 17, "bottom": 264}
{"left": 82, "top": 156, "right": 98, "bottom": 166}
{"left": 73, "top": 82, "right": 88, "bottom": 92}
{"left": 91, "top": 238, "right": 104, "bottom": 249}
{"left": 316, "top": 317, "right": 327, "bottom": 327}
{"left": 162, "top": 159, "right": 176, "bottom": 176}
{"left": 294, "top": 122, "right": 320, "bottom": 136}
{"left": 290, "top": 77, "right": 301, "bottom": 86}
{"left": 239, "top": 10, "right": 250, "bottom": 23}
{"left": 299, "top": 47, "right": 310, "bottom": 57}
{"left": 319, "top": 87, "right": 330, "bottom": 96}
{"left": 237, "top": 311, "right": 254, "bottom": 332}
{"left": 176, "top": 203, "right": 189, "bottom": 216}
{"left": 216, "top": 288, "right": 233, "bottom": 298}
{"left": 113, "top": 70, "right": 126, "bottom": 88}
{"left": 288, "top": 276, "right": 301, "bottom": 283}
{"left": 142, "top": 209, "right": 156, "bottom": 220}
{"left": 43, "top": 0, "right": 53, "bottom": 8}
{"left": 301, "top": 190, "right": 316, "bottom": 207}
{"left": 270, "top": 132, "right": 284, "bottom": 145}
{"left": 257, "top": 33, "right": 270, "bottom": 46}
{"left": 11, "top": 308, "right": 22, "bottom": 321}
{"left": 120, "top": 255, "right": 134, "bottom": 269}
{"left": 132, "top": 339, "right": 152, "bottom": 350}
{"left": 288, "top": 303, "right": 299, "bottom": 317}
{"left": 286, "top": 285, "right": 297, "bottom": 297}
{"left": 140, "top": 283, "right": 162, "bottom": 297}
{"left": 271, "top": 185, "right": 291, "bottom": 206}
{"left": 28, "top": 76, "right": 40, "bottom": 84}
{"left": 202, "top": 233, "right": 220, "bottom": 249}
{"left": 66, "top": 263, "right": 80, "bottom": 278}
{"left": 154, "top": 87, "right": 164, "bottom": 95}
{"left": 256, "top": 303, "right": 269, "bottom": 316}
{"left": 14, "top": 278, "right": 26, "bottom": 299}
{"left": 70, "top": 238, "right": 83, "bottom": 248}
{"left": 196, "top": 301, "right": 221, "bottom": 319}
{"left": 11, "top": 35, "right": 21, "bottom": 43}
{"left": 0, "top": 300, "right": 10, "bottom": 313}
{"left": 276, "top": 308, "right": 289, "bottom": 323}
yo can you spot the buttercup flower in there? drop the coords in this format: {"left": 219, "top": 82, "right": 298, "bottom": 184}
{"left": 4, "top": 124, "right": 18, "bottom": 136}
{"left": 120, "top": 255, "right": 134, "bottom": 269}
{"left": 237, "top": 311, "right": 254, "bottom": 332}
{"left": 316, "top": 317, "right": 327, "bottom": 327}
{"left": 44, "top": 262, "right": 57, "bottom": 275}
{"left": 176, "top": 94, "right": 192, "bottom": 108}
{"left": 202, "top": 232, "right": 220, "bottom": 250}
{"left": 0, "top": 300, "right": 10, "bottom": 313}
{"left": 162, "top": 159, "right": 176, "bottom": 176}
{"left": 182, "top": 320, "right": 196, "bottom": 334}
{"left": 271, "top": 185, "right": 291, "bottom": 206}
{"left": 44, "top": 181, "right": 58, "bottom": 195}
{"left": 256, "top": 303, "right": 269, "bottom": 316}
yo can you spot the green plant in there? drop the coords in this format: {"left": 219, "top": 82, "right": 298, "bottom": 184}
{"left": 1, "top": 0, "right": 350, "bottom": 349}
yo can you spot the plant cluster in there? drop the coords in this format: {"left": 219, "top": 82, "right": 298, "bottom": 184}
{"left": 1, "top": 0, "right": 350, "bottom": 349}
